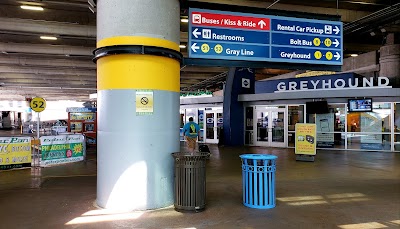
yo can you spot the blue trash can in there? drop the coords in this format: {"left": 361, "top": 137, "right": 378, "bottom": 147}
{"left": 239, "top": 154, "right": 277, "bottom": 209}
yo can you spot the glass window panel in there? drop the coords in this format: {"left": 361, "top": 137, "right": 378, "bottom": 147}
{"left": 245, "top": 107, "right": 253, "bottom": 131}
{"left": 272, "top": 111, "right": 285, "bottom": 143}
{"left": 180, "top": 128, "right": 184, "bottom": 141}
{"left": 198, "top": 129, "right": 204, "bottom": 142}
{"left": 245, "top": 131, "right": 254, "bottom": 145}
{"left": 331, "top": 104, "right": 346, "bottom": 132}
{"left": 185, "top": 108, "right": 197, "bottom": 123}
{"left": 395, "top": 134, "right": 400, "bottom": 152}
{"left": 180, "top": 109, "right": 184, "bottom": 128}
{"left": 395, "top": 103, "right": 400, "bottom": 133}
{"left": 256, "top": 111, "right": 268, "bottom": 142}
{"left": 206, "top": 113, "right": 214, "bottom": 139}
{"left": 288, "top": 131, "right": 295, "bottom": 147}
{"left": 288, "top": 105, "right": 304, "bottom": 131}
{"left": 347, "top": 134, "right": 391, "bottom": 150}
{"left": 395, "top": 103, "right": 399, "bottom": 151}
{"left": 347, "top": 102, "right": 391, "bottom": 133}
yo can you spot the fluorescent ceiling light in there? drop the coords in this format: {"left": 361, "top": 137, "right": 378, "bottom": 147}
{"left": 350, "top": 54, "right": 358, "bottom": 57}
{"left": 89, "top": 93, "right": 97, "bottom": 99}
{"left": 181, "top": 18, "right": 189, "bottom": 23}
{"left": 20, "top": 5, "right": 44, "bottom": 11}
{"left": 179, "top": 45, "right": 186, "bottom": 48}
{"left": 40, "top": 36, "right": 57, "bottom": 40}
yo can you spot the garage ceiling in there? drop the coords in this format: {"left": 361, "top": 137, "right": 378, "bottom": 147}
{"left": 0, "top": 0, "right": 399, "bottom": 101}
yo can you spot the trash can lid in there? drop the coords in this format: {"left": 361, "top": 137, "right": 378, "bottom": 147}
{"left": 172, "top": 152, "right": 210, "bottom": 159}
{"left": 239, "top": 154, "right": 277, "bottom": 160}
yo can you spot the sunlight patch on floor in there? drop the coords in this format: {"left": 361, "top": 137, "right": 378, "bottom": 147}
{"left": 277, "top": 193, "right": 369, "bottom": 206}
{"left": 66, "top": 211, "right": 143, "bottom": 225}
{"left": 338, "top": 222, "right": 387, "bottom": 229}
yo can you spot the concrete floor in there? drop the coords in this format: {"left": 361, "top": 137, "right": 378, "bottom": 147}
{"left": 0, "top": 144, "right": 399, "bottom": 229}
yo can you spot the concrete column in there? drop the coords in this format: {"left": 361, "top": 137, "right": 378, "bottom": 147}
{"left": 96, "top": 0, "right": 181, "bottom": 211}
{"left": 223, "top": 68, "right": 255, "bottom": 146}
{"left": 379, "top": 44, "right": 400, "bottom": 80}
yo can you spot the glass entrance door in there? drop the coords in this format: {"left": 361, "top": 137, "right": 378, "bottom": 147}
{"left": 205, "top": 109, "right": 223, "bottom": 144}
{"left": 254, "top": 107, "right": 286, "bottom": 147}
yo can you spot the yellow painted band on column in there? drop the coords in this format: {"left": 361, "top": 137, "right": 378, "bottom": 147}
{"left": 97, "top": 36, "right": 180, "bottom": 52}
{"left": 97, "top": 54, "right": 180, "bottom": 92}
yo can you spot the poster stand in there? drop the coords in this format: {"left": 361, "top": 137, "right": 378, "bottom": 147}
{"left": 295, "top": 123, "right": 317, "bottom": 162}
{"left": 296, "top": 154, "right": 315, "bottom": 162}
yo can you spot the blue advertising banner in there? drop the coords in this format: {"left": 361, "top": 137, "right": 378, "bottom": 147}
{"left": 189, "top": 8, "right": 343, "bottom": 65}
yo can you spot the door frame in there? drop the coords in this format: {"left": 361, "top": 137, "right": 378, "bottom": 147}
{"left": 253, "top": 106, "right": 287, "bottom": 147}
{"left": 204, "top": 109, "right": 223, "bottom": 144}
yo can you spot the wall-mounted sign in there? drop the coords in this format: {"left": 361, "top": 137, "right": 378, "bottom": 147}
{"left": 136, "top": 90, "right": 154, "bottom": 116}
{"left": 30, "top": 97, "right": 46, "bottom": 112}
{"left": 189, "top": 8, "right": 342, "bottom": 65}
{"left": 242, "top": 78, "right": 250, "bottom": 88}
{"left": 256, "top": 73, "right": 392, "bottom": 93}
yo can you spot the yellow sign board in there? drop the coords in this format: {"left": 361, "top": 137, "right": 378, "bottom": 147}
{"left": 70, "top": 113, "right": 95, "bottom": 121}
{"left": 136, "top": 90, "right": 153, "bottom": 115}
{"left": 295, "top": 123, "right": 316, "bottom": 155}
{"left": 0, "top": 137, "right": 32, "bottom": 170}
{"left": 30, "top": 97, "right": 46, "bottom": 112}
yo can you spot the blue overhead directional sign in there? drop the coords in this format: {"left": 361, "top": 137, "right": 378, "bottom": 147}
{"left": 188, "top": 8, "right": 343, "bottom": 65}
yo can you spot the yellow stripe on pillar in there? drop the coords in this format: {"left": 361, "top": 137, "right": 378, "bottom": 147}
{"left": 97, "top": 54, "right": 180, "bottom": 92}
{"left": 97, "top": 36, "right": 180, "bottom": 51}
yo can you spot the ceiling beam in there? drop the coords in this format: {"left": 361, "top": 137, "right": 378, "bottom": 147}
{"left": 0, "top": 56, "right": 95, "bottom": 68}
{"left": 0, "top": 79, "right": 96, "bottom": 85}
{"left": 0, "top": 17, "right": 96, "bottom": 38}
{"left": 189, "top": 0, "right": 372, "bottom": 22}
{"left": 181, "top": 66, "right": 228, "bottom": 73}
{"left": 180, "top": 74, "right": 212, "bottom": 79}
{"left": 0, "top": 42, "right": 93, "bottom": 56}
{"left": 0, "top": 64, "right": 96, "bottom": 76}
{"left": 0, "top": 73, "right": 96, "bottom": 81}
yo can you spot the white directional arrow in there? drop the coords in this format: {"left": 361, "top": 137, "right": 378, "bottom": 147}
{"left": 192, "top": 28, "right": 201, "bottom": 39}
{"left": 334, "top": 52, "right": 341, "bottom": 60}
{"left": 191, "top": 43, "right": 199, "bottom": 53}
{"left": 333, "top": 39, "right": 340, "bottom": 47}
{"left": 333, "top": 26, "right": 340, "bottom": 35}
{"left": 258, "top": 20, "right": 266, "bottom": 29}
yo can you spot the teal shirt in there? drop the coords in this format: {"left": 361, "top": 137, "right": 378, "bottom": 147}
{"left": 183, "top": 121, "right": 200, "bottom": 138}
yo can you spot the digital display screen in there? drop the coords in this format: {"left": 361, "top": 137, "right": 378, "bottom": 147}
{"left": 306, "top": 101, "right": 329, "bottom": 114}
{"left": 348, "top": 98, "right": 372, "bottom": 112}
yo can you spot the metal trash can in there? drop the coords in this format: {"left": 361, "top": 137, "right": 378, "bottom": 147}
{"left": 172, "top": 152, "right": 210, "bottom": 212}
{"left": 239, "top": 154, "right": 277, "bottom": 209}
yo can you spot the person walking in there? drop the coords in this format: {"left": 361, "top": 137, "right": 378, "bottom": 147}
{"left": 182, "top": 117, "right": 200, "bottom": 153}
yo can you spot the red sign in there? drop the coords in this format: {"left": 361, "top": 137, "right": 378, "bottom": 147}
{"left": 191, "top": 12, "right": 270, "bottom": 31}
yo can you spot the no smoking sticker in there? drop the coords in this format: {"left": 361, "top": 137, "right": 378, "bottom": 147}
{"left": 136, "top": 90, "right": 153, "bottom": 116}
